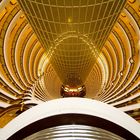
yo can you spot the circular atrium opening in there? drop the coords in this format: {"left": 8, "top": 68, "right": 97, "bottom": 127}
{"left": 1, "top": 98, "right": 139, "bottom": 140}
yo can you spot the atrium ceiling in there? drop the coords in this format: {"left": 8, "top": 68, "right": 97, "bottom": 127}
{"left": 0, "top": 0, "right": 140, "bottom": 127}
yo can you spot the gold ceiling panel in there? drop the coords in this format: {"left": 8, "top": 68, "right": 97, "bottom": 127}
{"left": 17, "top": 0, "right": 126, "bottom": 86}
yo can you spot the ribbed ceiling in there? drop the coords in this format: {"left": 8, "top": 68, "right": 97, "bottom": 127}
{"left": 0, "top": 0, "right": 140, "bottom": 127}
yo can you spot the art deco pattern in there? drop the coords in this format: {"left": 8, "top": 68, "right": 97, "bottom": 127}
{"left": 0, "top": 0, "right": 140, "bottom": 127}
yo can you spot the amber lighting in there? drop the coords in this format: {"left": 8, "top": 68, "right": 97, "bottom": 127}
{"left": 0, "top": 0, "right": 140, "bottom": 127}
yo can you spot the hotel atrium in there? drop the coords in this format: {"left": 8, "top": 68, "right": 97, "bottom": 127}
{"left": 0, "top": 0, "right": 140, "bottom": 133}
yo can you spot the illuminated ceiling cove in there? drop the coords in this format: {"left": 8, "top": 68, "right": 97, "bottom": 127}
{"left": 0, "top": 0, "right": 140, "bottom": 127}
